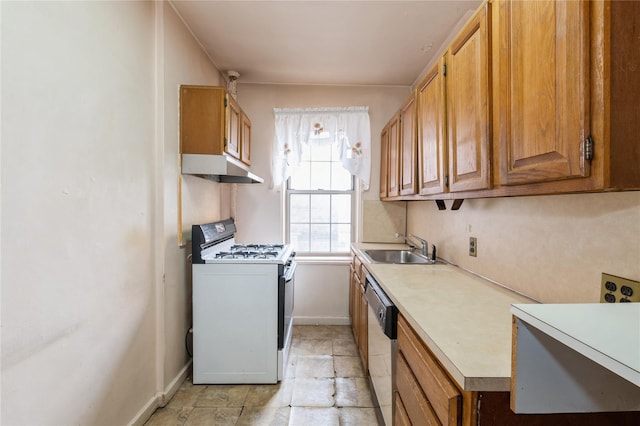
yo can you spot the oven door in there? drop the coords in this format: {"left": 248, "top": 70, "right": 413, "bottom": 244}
{"left": 278, "top": 259, "right": 296, "bottom": 350}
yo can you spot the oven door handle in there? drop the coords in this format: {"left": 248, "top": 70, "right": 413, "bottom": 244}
{"left": 284, "top": 260, "right": 297, "bottom": 282}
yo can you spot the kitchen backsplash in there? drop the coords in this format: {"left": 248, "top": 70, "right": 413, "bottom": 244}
{"left": 362, "top": 200, "right": 407, "bottom": 243}
{"left": 406, "top": 191, "right": 640, "bottom": 303}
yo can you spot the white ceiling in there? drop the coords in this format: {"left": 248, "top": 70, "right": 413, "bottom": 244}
{"left": 170, "top": 0, "right": 482, "bottom": 86}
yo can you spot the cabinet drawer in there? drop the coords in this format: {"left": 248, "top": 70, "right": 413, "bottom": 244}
{"left": 396, "top": 351, "right": 441, "bottom": 425}
{"left": 395, "top": 392, "right": 412, "bottom": 426}
{"left": 398, "top": 314, "right": 461, "bottom": 426}
{"left": 354, "top": 255, "right": 363, "bottom": 279}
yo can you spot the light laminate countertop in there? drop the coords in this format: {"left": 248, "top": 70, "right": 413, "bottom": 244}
{"left": 352, "top": 243, "right": 535, "bottom": 392}
{"left": 512, "top": 303, "right": 640, "bottom": 387}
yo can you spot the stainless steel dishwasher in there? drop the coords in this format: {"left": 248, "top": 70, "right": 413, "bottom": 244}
{"left": 365, "top": 273, "right": 398, "bottom": 426}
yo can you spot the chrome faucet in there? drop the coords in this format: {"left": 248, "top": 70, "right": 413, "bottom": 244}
{"left": 395, "top": 233, "right": 428, "bottom": 257}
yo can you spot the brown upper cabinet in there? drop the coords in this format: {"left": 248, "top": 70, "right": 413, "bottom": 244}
{"left": 383, "top": 3, "right": 492, "bottom": 201}
{"left": 226, "top": 94, "right": 242, "bottom": 160}
{"left": 446, "top": 3, "right": 492, "bottom": 193}
{"left": 379, "top": 124, "right": 390, "bottom": 199}
{"left": 417, "top": 58, "right": 447, "bottom": 196}
{"left": 386, "top": 111, "right": 401, "bottom": 198}
{"left": 496, "top": 0, "right": 589, "bottom": 186}
{"left": 180, "top": 85, "right": 251, "bottom": 166}
{"left": 381, "top": 0, "right": 639, "bottom": 202}
{"left": 380, "top": 94, "right": 417, "bottom": 200}
{"left": 240, "top": 111, "right": 252, "bottom": 166}
{"left": 400, "top": 94, "right": 418, "bottom": 196}
{"left": 493, "top": 0, "right": 639, "bottom": 193}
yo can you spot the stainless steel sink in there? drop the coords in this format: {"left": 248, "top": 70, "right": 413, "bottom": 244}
{"left": 363, "top": 249, "right": 443, "bottom": 264}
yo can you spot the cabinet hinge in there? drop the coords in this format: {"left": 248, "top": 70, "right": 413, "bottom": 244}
{"left": 584, "top": 136, "right": 594, "bottom": 161}
{"left": 445, "top": 175, "right": 449, "bottom": 186}
{"left": 443, "top": 63, "right": 447, "bottom": 76}
{"left": 224, "top": 137, "right": 228, "bottom": 148}
{"left": 224, "top": 97, "right": 228, "bottom": 108}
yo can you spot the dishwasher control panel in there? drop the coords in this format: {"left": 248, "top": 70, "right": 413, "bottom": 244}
{"left": 600, "top": 273, "right": 640, "bottom": 303}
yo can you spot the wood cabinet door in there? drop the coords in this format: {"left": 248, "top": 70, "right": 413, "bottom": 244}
{"left": 398, "top": 314, "right": 461, "bottom": 425}
{"left": 446, "top": 3, "right": 492, "bottom": 192}
{"left": 394, "top": 393, "right": 413, "bottom": 426}
{"left": 350, "top": 273, "right": 357, "bottom": 337}
{"left": 417, "top": 59, "right": 447, "bottom": 195}
{"left": 379, "top": 125, "right": 389, "bottom": 199}
{"left": 226, "top": 95, "right": 241, "bottom": 160}
{"left": 387, "top": 112, "right": 401, "bottom": 197}
{"left": 180, "top": 86, "right": 226, "bottom": 155}
{"left": 357, "top": 280, "right": 368, "bottom": 370}
{"left": 240, "top": 112, "right": 251, "bottom": 166}
{"left": 497, "top": 0, "right": 590, "bottom": 185}
{"left": 400, "top": 94, "right": 417, "bottom": 196}
{"left": 396, "top": 351, "right": 441, "bottom": 425}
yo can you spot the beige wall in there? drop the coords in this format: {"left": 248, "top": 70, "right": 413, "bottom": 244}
{"left": 161, "top": 0, "right": 229, "bottom": 403}
{"left": 1, "top": 2, "right": 228, "bottom": 424}
{"left": 407, "top": 192, "right": 640, "bottom": 303}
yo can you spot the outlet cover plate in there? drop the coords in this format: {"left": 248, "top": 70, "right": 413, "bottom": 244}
{"left": 600, "top": 273, "right": 640, "bottom": 303}
{"left": 469, "top": 237, "right": 477, "bottom": 257}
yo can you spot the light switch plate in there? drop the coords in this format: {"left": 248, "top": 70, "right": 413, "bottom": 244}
{"left": 600, "top": 273, "right": 640, "bottom": 303}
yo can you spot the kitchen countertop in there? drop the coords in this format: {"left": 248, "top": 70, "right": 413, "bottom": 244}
{"left": 511, "top": 303, "right": 640, "bottom": 387}
{"left": 352, "top": 242, "right": 535, "bottom": 392}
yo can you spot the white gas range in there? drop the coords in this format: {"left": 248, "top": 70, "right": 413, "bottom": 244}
{"left": 191, "top": 218, "right": 296, "bottom": 384}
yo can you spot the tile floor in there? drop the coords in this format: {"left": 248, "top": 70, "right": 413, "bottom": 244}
{"left": 145, "top": 325, "right": 382, "bottom": 426}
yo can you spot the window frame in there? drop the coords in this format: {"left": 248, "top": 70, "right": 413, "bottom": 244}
{"left": 285, "top": 173, "right": 356, "bottom": 256}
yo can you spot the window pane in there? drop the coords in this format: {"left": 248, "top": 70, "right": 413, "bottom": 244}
{"left": 331, "top": 194, "right": 351, "bottom": 223}
{"left": 331, "top": 224, "right": 351, "bottom": 252}
{"left": 309, "top": 224, "right": 330, "bottom": 251}
{"left": 286, "top": 133, "right": 355, "bottom": 253}
{"left": 290, "top": 162, "right": 311, "bottom": 190}
{"left": 290, "top": 224, "right": 310, "bottom": 251}
{"left": 290, "top": 194, "right": 310, "bottom": 223}
{"left": 310, "top": 141, "right": 332, "bottom": 161}
{"left": 331, "top": 163, "right": 353, "bottom": 190}
{"left": 300, "top": 146, "right": 311, "bottom": 162}
{"left": 331, "top": 142, "right": 342, "bottom": 161}
{"left": 310, "top": 162, "right": 331, "bottom": 190}
{"left": 310, "top": 194, "right": 330, "bottom": 222}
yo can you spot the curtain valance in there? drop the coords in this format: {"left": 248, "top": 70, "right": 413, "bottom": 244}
{"left": 272, "top": 106, "right": 371, "bottom": 189}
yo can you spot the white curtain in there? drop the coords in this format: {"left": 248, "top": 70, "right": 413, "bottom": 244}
{"left": 271, "top": 106, "right": 371, "bottom": 189}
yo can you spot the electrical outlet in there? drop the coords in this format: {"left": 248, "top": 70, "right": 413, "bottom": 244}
{"left": 600, "top": 273, "right": 640, "bottom": 303}
{"left": 469, "top": 237, "right": 477, "bottom": 257}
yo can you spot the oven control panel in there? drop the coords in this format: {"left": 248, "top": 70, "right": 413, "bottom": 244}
{"left": 600, "top": 273, "right": 640, "bottom": 303}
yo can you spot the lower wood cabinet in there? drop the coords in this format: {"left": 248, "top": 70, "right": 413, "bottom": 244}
{"left": 397, "top": 314, "right": 461, "bottom": 426}
{"left": 394, "top": 390, "right": 413, "bottom": 426}
{"left": 349, "top": 251, "right": 367, "bottom": 370}
{"left": 396, "top": 351, "right": 441, "bottom": 425}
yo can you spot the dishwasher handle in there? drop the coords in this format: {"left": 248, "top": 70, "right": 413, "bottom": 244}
{"left": 365, "top": 274, "right": 398, "bottom": 339}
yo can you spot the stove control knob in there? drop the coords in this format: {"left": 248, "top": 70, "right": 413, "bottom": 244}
{"left": 604, "top": 293, "right": 616, "bottom": 303}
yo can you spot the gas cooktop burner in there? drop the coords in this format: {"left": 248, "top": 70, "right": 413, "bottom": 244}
{"left": 215, "top": 250, "right": 279, "bottom": 259}
{"left": 231, "top": 244, "right": 284, "bottom": 251}
{"left": 193, "top": 219, "right": 293, "bottom": 265}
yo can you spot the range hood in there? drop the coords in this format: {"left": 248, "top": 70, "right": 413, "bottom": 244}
{"left": 181, "top": 154, "right": 264, "bottom": 184}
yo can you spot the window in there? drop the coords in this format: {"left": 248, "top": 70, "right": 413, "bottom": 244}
{"left": 287, "top": 134, "right": 354, "bottom": 254}
{"left": 273, "top": 106, "right": 370, "bottom": 254}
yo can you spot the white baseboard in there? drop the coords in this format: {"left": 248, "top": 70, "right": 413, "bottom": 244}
{"left": 294, "top": 316, "right": 351, "bottom": 326}
{"left": 128, "top": 360, "right": 192, "bottom": 426}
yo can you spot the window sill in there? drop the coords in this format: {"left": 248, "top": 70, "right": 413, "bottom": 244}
{"left": 295, "top": 255, "right": 351, "bottom": 265}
